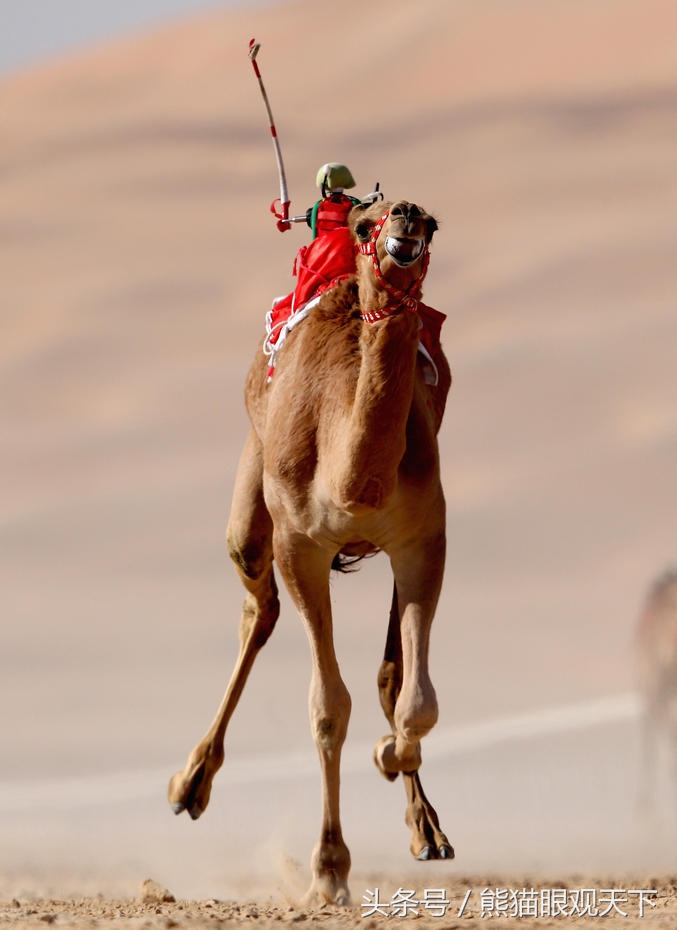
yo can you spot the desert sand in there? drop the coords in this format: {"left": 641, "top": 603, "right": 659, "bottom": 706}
{"left": 2, "top": 874, "right": 677, "bottom": 929}
{"left": 1, "top": 0, "right": 677, "bottom": 926}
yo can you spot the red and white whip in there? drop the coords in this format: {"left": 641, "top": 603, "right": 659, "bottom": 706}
{"left": 248, "top": 38, "right": 291, "bottom": 232}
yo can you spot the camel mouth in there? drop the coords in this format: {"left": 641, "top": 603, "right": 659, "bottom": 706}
{"left": 384, "top": 236, "right": 425, "bottom": 267}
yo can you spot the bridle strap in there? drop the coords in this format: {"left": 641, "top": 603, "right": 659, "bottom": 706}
{"left": 356, "top": 209, "right": 430, "bottom": 323}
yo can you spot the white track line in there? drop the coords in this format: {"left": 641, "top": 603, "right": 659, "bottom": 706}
{"left": 0, "top": 693, "right": 640, "bottom": 815}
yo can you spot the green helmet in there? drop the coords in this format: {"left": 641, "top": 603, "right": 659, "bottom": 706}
{"left": 315, "top": 162, "right": 356, "bottom": 192}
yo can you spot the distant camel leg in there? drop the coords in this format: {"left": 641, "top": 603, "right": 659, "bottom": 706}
{"left": 168, "top": 429, "right": 279, "bottom": 819}
{"left": 374, "top": 532, "right": 453, "bottom": 861}
{"left": 670, "top": 721, "right": 677, "bottom": 813}
{"left": 638, "top": 704, "right": 657, "bottom": 812}
{"left": 274, "top": 533, "right": 352, "bottom": 906}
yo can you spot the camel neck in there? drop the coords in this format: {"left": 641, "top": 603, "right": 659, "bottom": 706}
{"left": 327, "top": 311, "right": 420, "bottom": 513}
{"left": 359, "top": 281, "right": 421, "bottom": 319}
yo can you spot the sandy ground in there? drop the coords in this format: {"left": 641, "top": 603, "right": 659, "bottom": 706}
{"left": 2, "top": 873, "right": 677, "bottom": 930}
{"left": 2, "top": 0, "right": 677, "bottom": 926}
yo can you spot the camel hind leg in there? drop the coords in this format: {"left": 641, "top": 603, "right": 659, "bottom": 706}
{"left": 374, "top": 545, "right": 454, "bottom": 861}
{"left": 169, "top": 429, "right": 279, "bottom": 819}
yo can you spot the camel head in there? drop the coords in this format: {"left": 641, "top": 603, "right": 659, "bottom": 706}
{"left": 350, "top": 199, "right": 438, "bottom": 317}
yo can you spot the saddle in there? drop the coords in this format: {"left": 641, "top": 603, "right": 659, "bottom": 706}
{"left": 263, "top": 226, "right": 446, "bottom": 384}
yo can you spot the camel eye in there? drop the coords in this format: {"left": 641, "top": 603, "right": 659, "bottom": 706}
{"left": 355, "top": 223, "right": 370, "bottom": 241}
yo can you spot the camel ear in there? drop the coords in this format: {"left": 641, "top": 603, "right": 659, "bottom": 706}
{"left": 354, "top": 222, "right": 371, "bottom": 242}
{"left": 425, "top": 214, "right": 438, "bottom": 242}
{"left": 349, "top": 202, "right": 374, "bottom": 242}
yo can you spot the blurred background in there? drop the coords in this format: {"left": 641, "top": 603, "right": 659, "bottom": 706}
{"left": 1, "top": 0, "right": 676, "bottom": 901}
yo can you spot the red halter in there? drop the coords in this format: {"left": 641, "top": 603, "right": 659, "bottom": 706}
{"left": 356, "top": 209, "right": 431, "bottom": 324}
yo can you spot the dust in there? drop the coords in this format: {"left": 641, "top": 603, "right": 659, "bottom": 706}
{"left": 273, "top": 853, "right": 308, "bottom": 906}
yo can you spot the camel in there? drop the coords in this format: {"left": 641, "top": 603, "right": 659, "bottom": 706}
{"left": 168, "top": 198, "right": 453, "bottom": 905}
{"left": 636, "top": 567, "right": 677, "bottom": 810}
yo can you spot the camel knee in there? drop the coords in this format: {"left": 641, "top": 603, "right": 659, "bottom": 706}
{"left": 311, "top": 683, "right": 351, "bottom": 751}
{"left": 395, "top": 689, "right": 438, "bottom": 743}
{"left": 312, "top": 711, "right": 350, "bottom": 751}
{"left": 227, "top": 529, "right": 272, "bottom": 583}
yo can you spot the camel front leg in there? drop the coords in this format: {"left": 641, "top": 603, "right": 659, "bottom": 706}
{"left": 169, "top": 430, "right": 279, "bottom": 819}
{"left": 275, "top": 533, "right": 352, "bottom": 906}
{"left": 374, "top": 535, "right": 454, "bottom": 861}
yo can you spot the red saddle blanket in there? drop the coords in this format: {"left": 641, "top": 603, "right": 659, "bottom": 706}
{"left": 267, "top": 226, "right": 357, "bottom": 346}
{"left": 264, "top": 225, "right": 446, "bottom": 382}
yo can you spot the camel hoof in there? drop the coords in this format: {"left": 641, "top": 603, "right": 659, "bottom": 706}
{"left": 303, "top": 882, "right": 351, "bottom": 908}
{"left": 168, "top": 753, "right": 220, "bottom": 821}
{"left": 414, "top": 842, "right": 454, "bottom": 861}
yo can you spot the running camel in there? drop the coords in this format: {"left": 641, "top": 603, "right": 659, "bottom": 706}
{"left": 169, "top": 199, "right": 453, "bottom": 905}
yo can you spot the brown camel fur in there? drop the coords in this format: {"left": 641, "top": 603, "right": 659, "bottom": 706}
{"left": 636, "top": 567, "right": 677, "bottom": 810}
{"left": 168, "top": 199, "right": 453, "bottom": 905}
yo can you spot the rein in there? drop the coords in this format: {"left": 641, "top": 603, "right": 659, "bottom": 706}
{"left": 356, "top": 209, "right": 430, "bottom": 324}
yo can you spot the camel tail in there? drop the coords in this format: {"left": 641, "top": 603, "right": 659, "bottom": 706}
{"left": 331, "top": 551, "right": 379, "bottom": 574}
